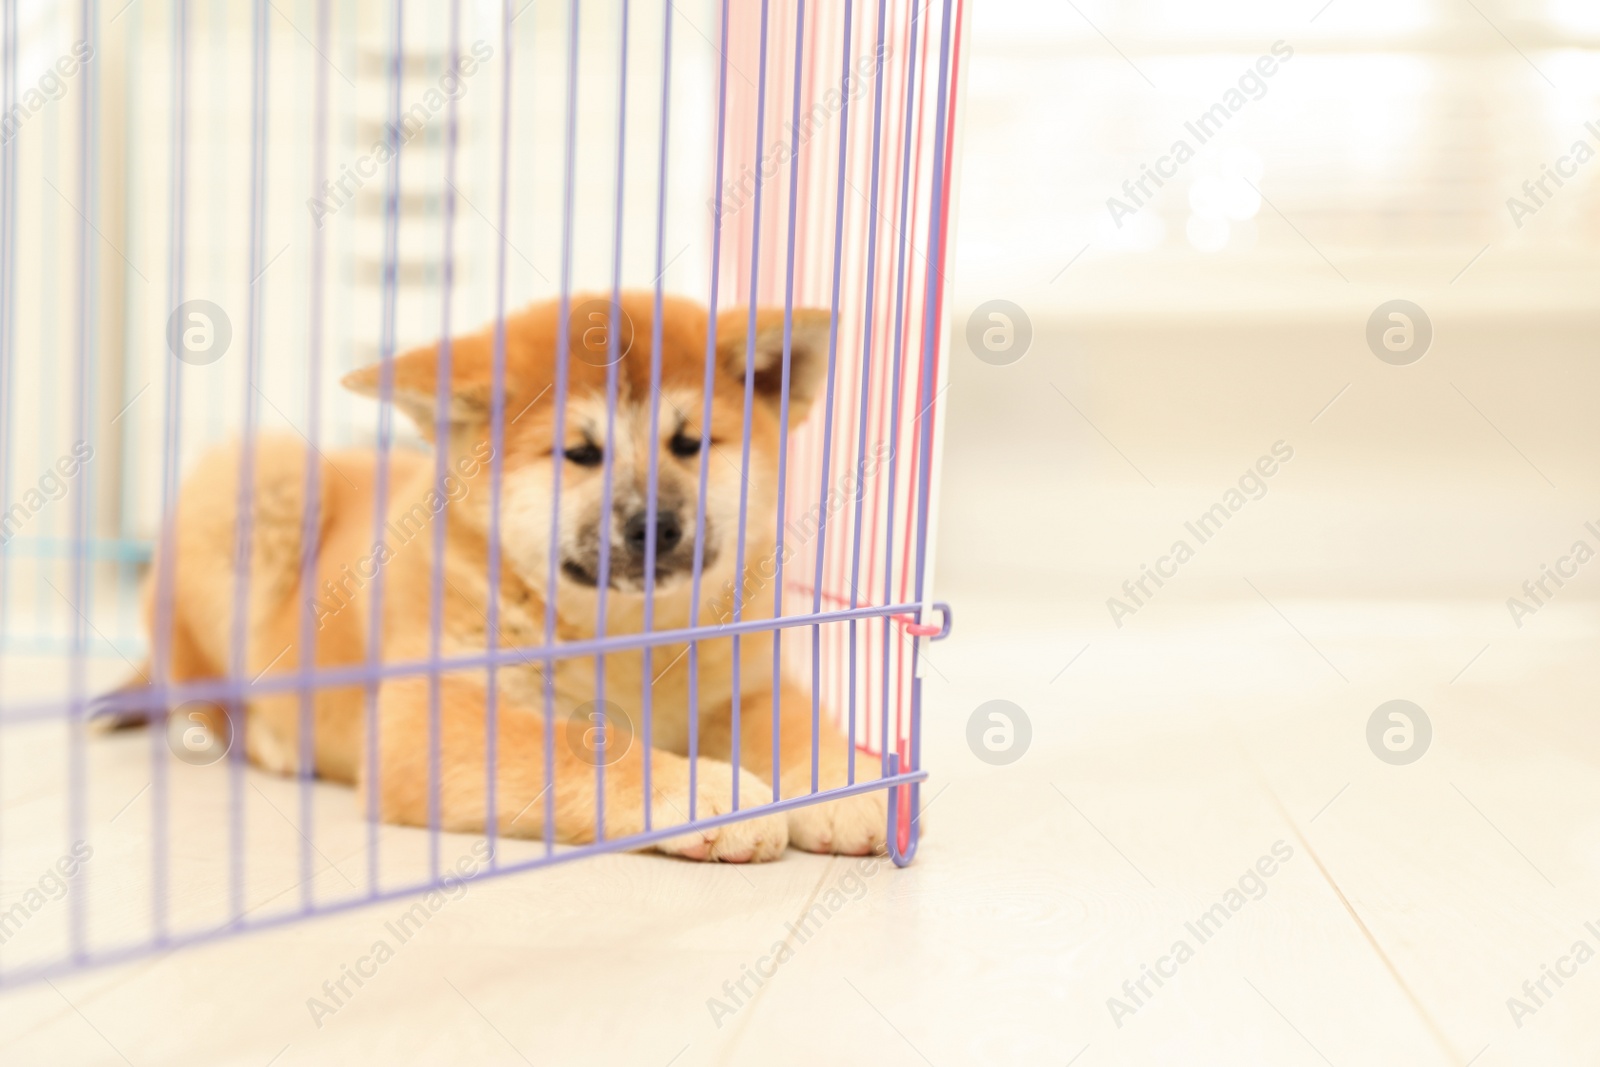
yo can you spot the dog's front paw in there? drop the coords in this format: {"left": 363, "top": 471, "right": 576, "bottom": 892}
{"left": 653, "top": 761, "right": 788, "bottom": 863}
{"left": 787, "top": 788, "right": 888, "bottom": 855}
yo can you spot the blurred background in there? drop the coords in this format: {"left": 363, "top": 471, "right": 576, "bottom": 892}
{"left": 922, "top": 5, "right": 1600, "bottom": 1059}
{"left": 5, "top": 0, "right": 1597, "bottom": 689}
{"left": 941, "top": 0, "right": 1600, "bottom": 619}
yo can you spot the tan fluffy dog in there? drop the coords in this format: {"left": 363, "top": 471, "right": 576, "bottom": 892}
{"left": 139, "top": 292, "right": 888, "bottom": 862}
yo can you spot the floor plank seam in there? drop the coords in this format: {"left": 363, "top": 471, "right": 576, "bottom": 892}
{"left": 1246, "top": 742, "right": 1467, "bottom": 1066}
{"left": 711, "top": 855, "right": 840, "bottom": 1066}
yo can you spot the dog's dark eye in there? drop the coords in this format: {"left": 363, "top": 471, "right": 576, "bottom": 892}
{"left": 668, "top": 431, "right": 702, "bottom": 459}
{"left": 563, "top": 442, "right": 603, "bottom": 467}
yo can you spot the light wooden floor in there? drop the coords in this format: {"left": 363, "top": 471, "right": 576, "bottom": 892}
{"left": 2, "top": 593, "right": 1597, "bottom": 1066}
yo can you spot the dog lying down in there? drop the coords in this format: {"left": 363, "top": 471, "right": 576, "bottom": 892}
{"left": 108, "top": 292, "right": 893, "bottom": 863}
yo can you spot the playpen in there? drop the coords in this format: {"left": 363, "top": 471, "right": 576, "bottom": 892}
{"left": 0, "top": 0, "right": 965, "bottom": 987}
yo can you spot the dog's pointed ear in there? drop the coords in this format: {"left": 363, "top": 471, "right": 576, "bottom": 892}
{"left": 342, "top": 334, "right": 501, "bottom": 439}
{"left": 716, "top": 306, "right": 833, "bottom": 427}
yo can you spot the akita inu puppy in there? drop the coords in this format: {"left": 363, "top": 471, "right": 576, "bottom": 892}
{"left": 132, "top": 292, "right": 889, "bottom": 862}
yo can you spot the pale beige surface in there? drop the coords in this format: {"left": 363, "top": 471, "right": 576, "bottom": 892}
{"left": 2, "top": 591, "right": 1599, "bottom": 1065}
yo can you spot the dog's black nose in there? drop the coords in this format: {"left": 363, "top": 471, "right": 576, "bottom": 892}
{"left": 623, "top": 512, "right": 682, "bottom": 557}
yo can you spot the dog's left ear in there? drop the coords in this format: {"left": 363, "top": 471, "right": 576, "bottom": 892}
{"left": 716, "top": 306, "right": 833, "bottom": 427}
{"left": 341, "top": 333, "right": 502, "bottom": 440}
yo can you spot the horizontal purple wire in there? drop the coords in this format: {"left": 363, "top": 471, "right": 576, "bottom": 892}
{"left": 33, "top": 603, "right": 927, "bottom": 730}
{"left": 0, "top": 767, "right": 927, "bottom": 993}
